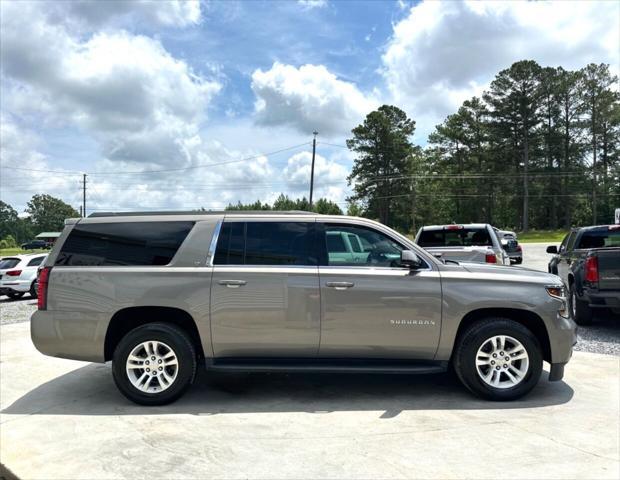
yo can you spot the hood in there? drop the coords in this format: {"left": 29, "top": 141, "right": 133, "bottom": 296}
{"left": 457, "top": 262, "right": 562, "bottom": 285}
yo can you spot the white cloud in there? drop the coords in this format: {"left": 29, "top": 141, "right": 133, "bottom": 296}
{"left": 251, "top": 62, "right": 378, "bottom": 137}
{"left": 0, "top": 117, "right": 80, "bottom": 211}
{"left": 0, "top": 2, "right": 220, "bottom": 167}
{"left": 383, "top": 0, "right": 620, "bottom": 139}
{"left": 282, "top": 151, "right": 349, "bottom": 203}
{"left": 47, "top": 0, "right": 201, "bottom": 29}
{"left": 298, "top": 0, "right": 328, "bottom": 10}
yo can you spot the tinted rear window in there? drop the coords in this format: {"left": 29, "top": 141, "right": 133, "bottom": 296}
{"left": 55, "top": 222, "right": 194, "bottom": 266}
{"left": 0, "top": 258, "right": 20, "bottom": 269}
{"left": 417, "top": 228, "right": 492, "bottom": 247}
{"left": 27, "top": 256, "right": 46, "bottom": 267}
{"left": 214, "top": 221, "right": 317, "bottom": 266}
{"left": 578, "top": 228, "right": 620, "bottom": 249}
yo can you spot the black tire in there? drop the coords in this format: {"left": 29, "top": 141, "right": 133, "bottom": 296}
{"left": 570, "top": 284, "right": 593, "bottom": 325}
{"left": 112, "top": 323, "right": 197, "bottom": 406}
{"left": 453, "top": 318, "right": 543, "bottom": 401}
{"left": 7, "top": 292, "right": 25, "bottom": 300}
{"left": 30, "top": 281, "right": 38, "bottom": 299}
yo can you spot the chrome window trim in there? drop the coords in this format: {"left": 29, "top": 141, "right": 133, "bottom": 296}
{"left": 207, "top": 220, "right": 223, "bottom": 267}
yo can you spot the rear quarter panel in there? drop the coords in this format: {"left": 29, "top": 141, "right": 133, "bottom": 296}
{"left": 32, "top": 218, "right": 219, "bottom": 362}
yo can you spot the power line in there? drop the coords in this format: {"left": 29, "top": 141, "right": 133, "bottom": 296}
{"left": 0, "top": 142, "right": 311, "bottom": 176}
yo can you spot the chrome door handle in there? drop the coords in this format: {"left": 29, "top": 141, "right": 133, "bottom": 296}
{"left": 325, "top": 281, "right": 354, "bottom": 290}
{"left": 218, "top": 279, "right": 247, "bottom": 288}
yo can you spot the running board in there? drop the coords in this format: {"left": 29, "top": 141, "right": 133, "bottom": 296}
{"left": 205, "top": 358, "right": 447, "bottom": 375}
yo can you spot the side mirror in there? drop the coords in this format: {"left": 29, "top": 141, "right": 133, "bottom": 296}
{"left": 546, "top": 245, "right": 558, "bottom": 254}
{"left": 401, "top": 249, "right": 423, "bottom": 269}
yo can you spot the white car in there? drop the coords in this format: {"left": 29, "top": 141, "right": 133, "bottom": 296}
{"left": 0, "top": 254, "right": 48, "bottom": 300}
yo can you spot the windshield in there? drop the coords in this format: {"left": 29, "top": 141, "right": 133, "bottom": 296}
{"left": 417, "top": 228, "right": 492, "bottom": 247}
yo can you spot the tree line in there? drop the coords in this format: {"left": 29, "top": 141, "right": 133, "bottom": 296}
{"left": 348, "top": 60, "right": 619, "bottom": 233}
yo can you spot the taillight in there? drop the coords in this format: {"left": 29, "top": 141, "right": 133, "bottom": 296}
{"left": 485, "top": 253, "right": 497, "bottom": 264}
{"left": 584, "top": 256, "right": 599, "bottom": 283}
{"left": 6, "top": 270, "right": 22, "bottom": 276}
{"left": 37, "top": 267, "right": 52, "bottom": 310}
{"left": 516, "top": 245, "right": 522, "bottom": 252}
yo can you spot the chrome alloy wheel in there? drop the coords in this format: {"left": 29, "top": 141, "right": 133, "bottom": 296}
{"left": 475, "top": 335, "right": 529, "bottom": 389}
{"left": 126, "top": 341, "right": 179, "bottom": 393}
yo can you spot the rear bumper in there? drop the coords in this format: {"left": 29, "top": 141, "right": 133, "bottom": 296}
{"left": 31, "top": 310, "right": 105, "bottom": 362}
{"left": 0, "top": 280, "right": 30, "bottom": 293}
{"left": 582, "top": 289, "right": 620, "bottom": 310}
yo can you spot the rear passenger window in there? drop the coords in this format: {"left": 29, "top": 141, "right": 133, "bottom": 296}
{"left": 27, "top": 256, "right": 45, "bottom": 267}
{"left": 214, "top": 222, "right": 244, "bottom": 265}
{"left": 55, "top": 222, "right": 194, "bottom": 266}
{"left": 214, "top": 222, "right": 316, "bottom": 266}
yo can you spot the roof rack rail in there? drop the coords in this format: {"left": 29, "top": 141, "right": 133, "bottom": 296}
{"left": 88, "top": 210, "right": 317, "bottom": 217}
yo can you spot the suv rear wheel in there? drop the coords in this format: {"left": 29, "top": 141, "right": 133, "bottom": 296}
{"left": 453, "top": 318, "right": 543, "bottom": 401}
{"left": 112, "top": 323, "right": 197, "bottom": 405}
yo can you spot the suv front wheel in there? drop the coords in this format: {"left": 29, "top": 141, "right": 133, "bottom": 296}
{"left": 112, "top": 323, "right": 197, "bottom": 405}
{"left": 453, "top": 318, "right": 543, "bottom": 401}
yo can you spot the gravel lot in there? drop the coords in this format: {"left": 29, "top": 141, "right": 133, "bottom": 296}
{"left": 2, "top": 289, "right": 618, "bottom": 355}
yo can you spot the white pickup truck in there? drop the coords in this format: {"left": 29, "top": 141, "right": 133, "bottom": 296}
{"left": 415, "top": 224, "right": 511, "bottom": 265}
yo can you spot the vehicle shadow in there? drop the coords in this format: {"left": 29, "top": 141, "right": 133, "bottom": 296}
{"left": 2, "top": 363, "right": 574, "bottom": 418}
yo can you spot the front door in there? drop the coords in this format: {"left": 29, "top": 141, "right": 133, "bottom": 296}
{"left": 318, "top": 222, "right": 442, "bottom": 360}
{"left": 210, "top": 219, "right": 321, "bottom": 357}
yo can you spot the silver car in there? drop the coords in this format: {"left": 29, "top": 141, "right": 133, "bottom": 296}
{"left": 415, "top": 224, "right": 511, "bottom": 265}
{"left": 31, "top": 212, "right": 575, "bottom": 405}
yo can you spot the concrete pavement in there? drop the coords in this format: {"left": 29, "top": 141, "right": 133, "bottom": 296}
{"left": 1, "top": 321, "right": 619, "bottom": 480}
{"left": 520, "top": 242, "right": 557, "bottom": 272}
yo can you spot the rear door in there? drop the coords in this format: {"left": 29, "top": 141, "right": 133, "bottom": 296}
{"left": 318, "top": 221, "right": 442, "bottom": 360}
{"left": 210, "top": 218, "right": 321, "bottom": 357}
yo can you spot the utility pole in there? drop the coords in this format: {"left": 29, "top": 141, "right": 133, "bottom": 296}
{"left": 309, "top": 131, "right": 318, "bottom": 209}
{"left": 82, "top": 173, "right": 87, "bottom": 217}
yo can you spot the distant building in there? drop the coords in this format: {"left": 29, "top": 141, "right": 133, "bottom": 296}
{"left": 35, "top": 232, "right": 61, "bottom": 244}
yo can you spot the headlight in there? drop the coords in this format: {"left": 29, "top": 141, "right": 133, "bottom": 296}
{"left": 546, "top": 285, "right": 569, "bottom": 318}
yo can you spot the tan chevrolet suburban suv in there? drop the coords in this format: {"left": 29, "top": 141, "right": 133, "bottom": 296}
{"left": 31, "top": 211, "right": 576, "bottom": 405}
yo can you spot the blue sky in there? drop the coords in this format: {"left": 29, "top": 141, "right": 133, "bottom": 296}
{"left": 1, "top": 0, "right": 618, "bottom": 213}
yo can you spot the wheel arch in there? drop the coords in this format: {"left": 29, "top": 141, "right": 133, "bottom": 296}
{"left": 104, "top": 306, "right": 204, "bottom": 362}
{"left": 454, "top": 308, "right": 551, "bottom": 363}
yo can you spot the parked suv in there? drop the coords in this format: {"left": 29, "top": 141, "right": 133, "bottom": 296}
{"left": 495, "top": 229, "right": 523, "bottom": 265}
{"left": 32, "top": 212, "right": 576, "bottom": 405}
{"left": 20, "top": 239, "right": 51, "bottom": 250}
{"left": 0, "top": 253, "right": 48, "bottom": 299}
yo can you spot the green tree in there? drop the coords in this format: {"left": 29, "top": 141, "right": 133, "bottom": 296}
{"left": 26, "top": 194, "right": 80, "bottom": 232}
{"left": 0, "top": 201, "right": 19, "bottom": 240}
{"left": 347, "top": 105, "right": 416, "bottom": 230}
{"left": 312, "top": 198, "right": 342, "bottom": 215}
{"left": 0, "top": 234, "right": 17, "bottom": 249}
{"left": 580, "top": 63, "right": 619, "bottom": 224}
{"left": 484, "top": 60, "right": 542, "bottom": 231}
